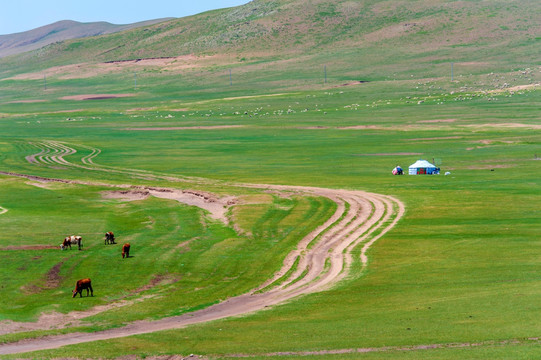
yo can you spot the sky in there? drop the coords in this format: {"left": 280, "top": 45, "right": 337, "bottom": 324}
{"left": 0, "top": 0, "right": 250, "bottom": 35}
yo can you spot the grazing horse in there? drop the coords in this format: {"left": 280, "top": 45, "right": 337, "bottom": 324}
{"left": 104, "top": 231, "right": 116, "bottom": 245}
{"left": 72, "top": 278, "right": 93, "bottom": 298}
{"left": 61, "top": 235, "right": 82, "bottom": 250}
{"left": 121, "top": 243, "right": 130, "bottom": 258}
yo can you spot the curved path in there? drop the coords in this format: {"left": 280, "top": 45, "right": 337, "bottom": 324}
{"left": 0, "top": 143, "right": 404, "bottom": 355}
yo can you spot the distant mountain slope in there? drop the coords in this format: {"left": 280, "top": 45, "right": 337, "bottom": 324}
{"left": 0, "top": 19, "right": 174, "bottom": 58}
{"left": 0, "top": 0, "right": 539, "bottom": 79}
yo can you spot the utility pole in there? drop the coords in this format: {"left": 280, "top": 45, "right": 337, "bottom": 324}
{"left": 44, "top": 74, "right": 47, "bottom": 90}
{"left": 229, "top": 69, "right": 232, "bottom": 86}
{"left": 324, "top": 65, "right": 327, "bottom": 84}
{"left": 134, "top": 72, "right": 137, "bottom": 90}
{"left": 451, "top": 62, "right": 454, "bottom": 81}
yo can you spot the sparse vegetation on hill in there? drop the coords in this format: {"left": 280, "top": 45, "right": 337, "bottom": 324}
{"left": 1, "top": 0, "right": 539, "bottom": 80}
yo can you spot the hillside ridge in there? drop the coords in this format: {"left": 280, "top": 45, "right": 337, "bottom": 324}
{"left": 0, "top": 18, "right": 174, "bottom": 58}
{"left": 0, "top": 0, "right": 539, "bottom": 81}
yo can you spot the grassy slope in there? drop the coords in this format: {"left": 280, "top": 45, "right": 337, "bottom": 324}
{"left": 0, "top": 0, "right": 540, "bottom": 358}
{"left": 0, "top": 0, "right": 539, "bottom": 78}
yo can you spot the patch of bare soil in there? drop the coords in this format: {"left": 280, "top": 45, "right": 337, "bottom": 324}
{"left": 102, "top": 187, "right": 236, "bottom": 224}
{"left": 175, "top": 239, "right": 196, "bottom": 253}
{"left": 6, "top": 54, "right": 219, "bottom": 81}
{"left": 26, "top": 181, "right": 54, "bottom": 189}
{"left": 20, "top": 262, "right": 64, "bottom": 296}
{"left": 476, "top": 139, "right": 516, "bottom": 145}
{"left": 221, "top": 94, "right": 289, "bottom": 101}
{"left": 8, "top": 63, "right": 90, "bottom": 80}
{"left": 0, "top": 294, "right": 159, "bottom": 336}
{"left": 489, "top": 83, "right": 539, "bottom": 94}
{"left": 297, "top": 126, "right": 330, "bottom": 130}
{"left": 44, "top": 263, "right": 63, "bottom": 289}
{"left": 147, "top": 188, "right": 236, "bottom": 223}
{"left": 337, "top": 125, "right": 382, "bottom": 130}
{"left": 102, "top": 190, "right": 150, "bottom": 201}
{"left": 123, "top": 125, "right": 244, "bottom": 131}
{"left": 457, "top": 61, "right": 492, "bottom": 66}
{"left": 0, "top": 171, "right": 79, "bottom": 186}
{"left": 61, "top": 94, "right": 134, "bottom": 101}
{"left": 132, "top": 274, "right": 180, "bottom": 295}
{"left": 49, "top": 109, "right": 84, "bottom": 114}
{"left": 363, "top": 21, "right": 424, "bottom": 43}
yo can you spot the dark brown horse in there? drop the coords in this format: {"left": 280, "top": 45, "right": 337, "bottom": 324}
{"left": 72, "top": 278, "right": 93, "bottom": 298}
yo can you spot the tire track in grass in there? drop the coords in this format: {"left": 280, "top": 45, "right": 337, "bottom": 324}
{"left": 25, "top": 140, "right": 203, "bottom": 183}
{"left": 0, "top": 144, "right": 405, "bottom": 355}
{"left": 222, "top": 337, "right": 541, "bottom": 357}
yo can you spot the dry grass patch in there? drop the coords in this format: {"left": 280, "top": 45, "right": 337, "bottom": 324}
{"left": 463, "top": 123, "right": 541, "bottom": 130}
{"left": 61, "top": 94, "right": 134, "bottom": 101}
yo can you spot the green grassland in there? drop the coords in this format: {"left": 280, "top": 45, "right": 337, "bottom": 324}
{"left": 0, "top": 74, "right": 539, "bottom": 358}
{"left": 0, "top": 0, "right": 540, "bottom": 358}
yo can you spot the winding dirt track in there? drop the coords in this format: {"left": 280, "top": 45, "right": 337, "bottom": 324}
{"left": 0, "top": 142, "right": 404, "bottom": 355}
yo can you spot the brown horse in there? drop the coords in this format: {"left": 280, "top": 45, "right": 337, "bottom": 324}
{"left": 72, "top": 278, "right": 93, "bottom": 298}
{"left": 121, "top": 243, "right": 130, "bottom": 258}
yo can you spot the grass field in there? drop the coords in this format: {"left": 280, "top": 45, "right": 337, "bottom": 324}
{"left": 0, "top": 70, "right": 539, "bottom": 358}
{"left": 0, "top": 0, "right": 540, "bottom": 358}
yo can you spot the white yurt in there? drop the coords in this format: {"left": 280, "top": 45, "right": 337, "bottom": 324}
{"left": 408, "top": 159, "right": 439, "bottom": 175}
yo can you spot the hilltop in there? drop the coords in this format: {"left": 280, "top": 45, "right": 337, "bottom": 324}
{"left": 0, "top": 18, "right": 173, "bottom": 58}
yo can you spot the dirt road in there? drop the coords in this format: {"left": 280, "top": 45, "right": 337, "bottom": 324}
{"left": 0, "top": 143, "right": 404, "bottom": 355}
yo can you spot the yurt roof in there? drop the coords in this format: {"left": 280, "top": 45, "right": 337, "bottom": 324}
{"left": 409, "top": 159, "right": 436, "bottom": 168}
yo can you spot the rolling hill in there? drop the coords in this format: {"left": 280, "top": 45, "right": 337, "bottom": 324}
{"left": 0, "top": 0, "right": 538, "bottom": 87}
{"left": 0, "top": 18, "right": 173, "bottom": 58}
